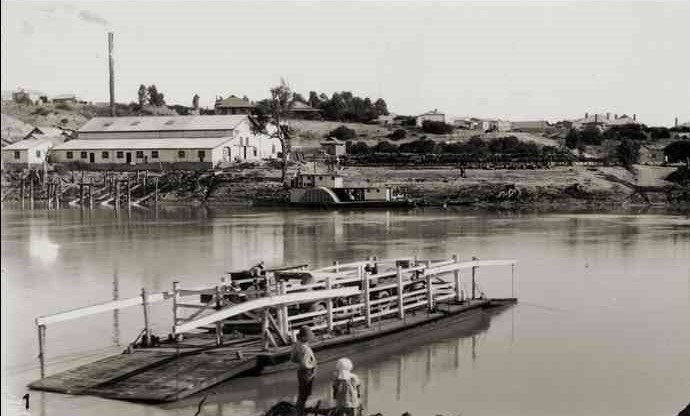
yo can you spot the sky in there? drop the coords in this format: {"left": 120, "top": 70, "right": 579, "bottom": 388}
{"left": 1, "top": 1, "right": 689, "bottom": 126}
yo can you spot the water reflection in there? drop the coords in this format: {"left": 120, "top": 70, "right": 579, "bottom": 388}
{"left": 164, "top": 310, "right": 495, "bottom": 416}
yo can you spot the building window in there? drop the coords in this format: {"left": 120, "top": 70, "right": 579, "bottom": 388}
{"left": 80, "top": 151, "right": 87, "bottom": 159}
{"left": 66, "top": 151, "right": 73, "bottom": 159}
{"left": 102, "top": 151, "right": 109, "bottom": 159}
{"left": 116, "top": 151, "right": 124, "bottom": 159}
{"left": 14, "top": 151, "right": 20, "bottom": 159}
{"left": 136, "top": 151, "right": 144, "bottom": 158}
{"left": 151, "top": 150, "right": 159, "bottom": 159}
{"left": 178, "top": 150, "right": 186, "bottom": 158}
{"left": 35, "top": 150, "right": 41, "bottom": 158}
{"left": 197, "top": 150, "right": 205, "bottom": 158}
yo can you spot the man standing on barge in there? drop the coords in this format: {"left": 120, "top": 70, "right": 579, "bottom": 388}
{"left": 291, "top": 326, "right": 317, "bottom": 416}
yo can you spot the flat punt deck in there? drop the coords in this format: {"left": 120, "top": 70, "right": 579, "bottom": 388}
{"left": 84, "top": 349, "right": 259, "bottom": 401}
{"left": 28, "top": 350, "right": 177, "bottom": 394}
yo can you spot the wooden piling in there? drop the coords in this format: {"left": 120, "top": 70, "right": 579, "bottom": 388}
{"left": 426, "top": 271, "right": 434, "bottom": 311}
{"left": 154, "top": 177, "right": 159, "bottom": 205}
{"left": 37, "top": 324, "right": 46, "bottom": 379}
{"left": 215, "top": 286, "right": 223, "bottom": 346}
{"left": 396, "top": 265, "right": 404, "bottom": 319}
{"left": 127, "top": 178, "right": 131, "bottom": 208}
{"left": 326, "top": 276, "right": 334, "bottom": 332}
{"left": 89, "top": 181, "right": 94, "bottom": 209}
{"left": 116, "top": 180, "right": 121, "bottom": 210}
{"left": 172, "top": 281, "right": 180, "bottom": 339}
{"left": 141, "top": 288, "right": 151, "bottom": 346}
{"left": 511, "top": 263, "right": 516, "bottom": 298}
{"left": 363, "top": 271, "right": 371, "bottom": 328}
{"left": 471, "top": 256, "right": 478, "bottom": 299}
{"left": 20, "top": 179, "right": 25, "bottom": 209}
{"left": 29, "top": 177, "right": 34, "bottom": 209}
{"left": 453, "top": 254, "right": 462, "bottom": 302}
{"left": 79, "top": 179, "right": 84, "bottom": 207}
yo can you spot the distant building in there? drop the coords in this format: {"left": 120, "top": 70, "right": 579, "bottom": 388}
{"left": 49, "top": 115, "right": 280, "bottom": 170}
{"left": 639, "top": 144, "right": 668, "bottom": 166}
{"left": 11, "top": 89, "right": 48, "bottom": 105}
{"left": 214, "top": 95, "right": 255, "bottom": 115}
{"left": 287, "top": 101, "right": 321, "bottom": 119}
{"left": 376, "top": 114, "right": 397, "bottom": 125}
{"left": 1, "top": 138, "right": 54, "bottom": 170}
{"left": 570, "top": 113, "right": 639, "bottom": 130}
{"left": 479, "top": 119, "right": 511, "bottom": 132}
{"left": 415, "top": 109, "right": 445, "bottom": 127}
{"left": 320, "top": 137, "right": 346, "bottom": 157}
{"left": 51, "top": 94, "right": 79, "bottom": 104}
{"left": 511, "top": 120, "right": 549, "bottom": 132}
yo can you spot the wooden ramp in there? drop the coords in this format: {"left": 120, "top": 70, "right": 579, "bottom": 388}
{"left": 85, "top": 349, "right": 259, "bottom": 402}
{"left": 28, "top": 350, "right": 176, "bottom": 394}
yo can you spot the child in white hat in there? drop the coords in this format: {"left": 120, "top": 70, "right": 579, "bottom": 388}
{"left": 332, "top": 357, "right": 361, "bottom": 416}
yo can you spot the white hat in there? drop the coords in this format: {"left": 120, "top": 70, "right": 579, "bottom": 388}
{"left": 336, "top": 357, "right": 353, "bottom": 380}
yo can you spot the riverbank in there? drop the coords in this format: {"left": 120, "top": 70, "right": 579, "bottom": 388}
{"left": 2, "top": 164, "right": 688, "bottom": 208}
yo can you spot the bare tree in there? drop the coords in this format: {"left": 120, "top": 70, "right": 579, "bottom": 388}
{"left": 254, "top": 79, "right": 293, "bottom": 184}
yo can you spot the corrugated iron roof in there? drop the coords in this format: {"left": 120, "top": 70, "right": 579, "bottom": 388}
{"left": 53, "top": 137, "right": 234, "bottom": 150}
{"left": 78, "top": 115, "right": 249, "bottom": 133}
{"left": 2, "top": 138, "right": 53, "bottom": 150}
{"left": 215, "top": 95, "right": 255, "bottom": 108}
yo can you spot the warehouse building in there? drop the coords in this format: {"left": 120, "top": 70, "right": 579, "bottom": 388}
{"left": 50, "top": 115, "right": 280, "bottom": 170}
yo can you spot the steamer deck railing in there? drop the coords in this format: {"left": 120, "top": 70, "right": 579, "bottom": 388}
{"left": 29, "top": 255, "right": 517, "bottom": 402}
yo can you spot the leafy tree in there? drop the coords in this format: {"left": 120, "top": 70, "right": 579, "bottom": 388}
{"left": 329, "top": 125, "right": 356, "bottom": 141}
{"left": 388, "top": 129, "right": 407, "bottom": 141}
{"left": 664, "top": 141, "right": 690, "bottom": 163}
{"left": 252, "top": 79, "right": 294, "bottom": 183}
{"left": 374, "top": 141, "right": 398, "bottom": 153}
{"left": 646, "top": 126, "right": 670, "bottom": 140}
{"left": 421, "top": 120, "right": 454, "bottom": 134}
{"left": 146, "top": 85, "right": 165, "bottom": 106}
{"left": 565, "top": 128, "right": 579, "bottom": 149}
{"left": 399, "top": 138, "right": 437, "bottom": 154}
{"left": 605, "top": 124, "right": 646, "bottom": 142}
{"left": 617, "top": 139, "right": 640, "bottom": 168}
{"left": 580, "top": 125, "right": 603, "bottom": 145}
{"left": 374, "top": 98, "right": 389, "bottom": 116}
{"left": 137, "top": 84, "right": 147, "bottom": 106}
{"left": 349, "top": 141, "right": 370, "bottom": 155}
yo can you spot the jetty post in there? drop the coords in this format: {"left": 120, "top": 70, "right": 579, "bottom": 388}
{"left": 363, "top": 270, "right": 372, "bottom": 328}
{"left": 30, "top": 176, "right": 34, "bottom": 209}
{"left": 214, "top": 285, "right": 223, "bottom": 346}
{"left": 278, "top": 281, "right": 289, "bottom": 338}
{"left": 396, "top": 264, "right": 404, "bottom": 319}
{"left": 453, "top": 254, "right": 462, "bottom": 302}
{"left": 426, "top": 269, "right": 434, "bottom": 311}
{"left": 20, "top": 179, "right": 25, "bottom": 209}
{"left": 141, "top": 288, "right": 151, "bottom": 346}
{"left": 154, "top": 177, "right": 159, "bottom": 206}
{"left": 172, "top": 281, "right": 180, "bottom": 340}
{"left": 471, "top": 256, "right": 478, "bottom": 299}
{"left": 115, "top": 180, "right": 121, "bottom": 211}
{"left": 37, "top": 322, "right": 46, "bottom": 378}
{"left": 327, "top": 263, "right": 335, "bottom": 332}
{"left": 511, "top": 263, "right": 516, "bottom": 298}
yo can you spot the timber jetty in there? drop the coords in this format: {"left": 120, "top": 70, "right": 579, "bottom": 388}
{"left": 29, "top": 256, "right": 518, "bottom": 402}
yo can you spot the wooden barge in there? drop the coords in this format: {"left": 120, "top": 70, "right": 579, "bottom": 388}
{"left": 29, "top": 256, "right": 518, "bottom": 402}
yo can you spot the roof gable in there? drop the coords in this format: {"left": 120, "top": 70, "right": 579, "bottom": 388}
{"left": 215, "top": 95, "right": 255, "bottom": 108}
{"left": 78, "top": 115, "right": 249, "bottom": 133}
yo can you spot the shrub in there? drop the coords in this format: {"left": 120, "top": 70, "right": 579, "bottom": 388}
{"left": 349, "top": 141, "right": 370, "bottom": 155}
{"left": 580, "top": 125, "right": 603, "bottom": 145}
{"left": 664, "top": 141, "right": 690, "bottom": 163}
{"left": 421, "top": 120, "right": 454, "bottom": 134}
{"left": 388, "top": 129, "right": 407, "bottom": 141}
{"left": 55, "top": 102, "right": 73, "bottom": 111}
{"left": 373, "top": 141, "right": 398, "bottom": 153}
{"left": 329, "top": 125, "right": 357, "bottom": 141}
{"left": 617, "top": 139, "right": 640, "bottom": 168}
{"left": 399, "top": 138, "right": 437, "bottom": 154}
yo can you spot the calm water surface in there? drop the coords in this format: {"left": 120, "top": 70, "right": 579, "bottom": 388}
{"left": 1, "top": 206, "right": 689, "bottom": 416}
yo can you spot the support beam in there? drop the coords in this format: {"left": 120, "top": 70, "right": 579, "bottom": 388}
{"left": 453, "top": 254, "right": 462, "bottom": 302}
{"left": 396, "top": 265, "right": 404, "bottom": 319}
{"left": 215, "top": 286, "right": 223, "bottom": 346}
{"left": 363, "top": 271, "right": 371, "bottom": 328}
{"left": 172, "top": 281, "right": 180, "bottom": 338}
{"left": 426, "top": 271, "right": 434, "bottom": 311}
{"left": 37, "top": 324, "right": 46, "bottom": 379}
{"left": 326, "top": 276, "right": 334, "bottom": 332}
{"left": 471, "top": 256, "right": 478, "bottom": 300}
{"left": 141, "top": 288, "right": 151, "bottom": 346}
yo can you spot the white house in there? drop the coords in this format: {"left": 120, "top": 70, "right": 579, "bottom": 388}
{"left": 1, "top": 138, "right": 54, "bottom": 170}
{"left": 415, "top": 109, "right": 445, "bottom": 127}
{"left": 51, "top": 115, "right": 280, "bottom": 170}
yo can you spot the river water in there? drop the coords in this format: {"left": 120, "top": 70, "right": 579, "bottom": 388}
{"left": 1, "top": 205, "right": 689, "bottom": 416}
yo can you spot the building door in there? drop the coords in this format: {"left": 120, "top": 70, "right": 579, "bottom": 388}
{"left": 89, "top": 153, "right": 95, "bottom": 163}
{"left": 243, "top": 146, "right": 247, "bottom": 160}
{"left": 126, "top": 152, "right": 132, "bottom": 164}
